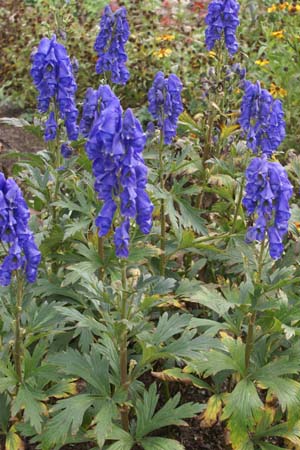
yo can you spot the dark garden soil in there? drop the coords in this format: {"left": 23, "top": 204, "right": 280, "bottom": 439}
{"left": 0, "top": 117, "right": 44, "bottom": 176}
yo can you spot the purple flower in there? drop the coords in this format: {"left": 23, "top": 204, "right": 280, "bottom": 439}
{"left": 205, "top": 0, "right": 240, "bottom": 56}
{"left": 31, "top": 34, "right": 78, "bottom": 142}
{"left": 114, "top": 218, "right": 130, "bottom": 258}
{"left": 148, "top": 71, "right": 183, "bottom": 144}
{"left": 243, "top": 155, "right": 293, "bottom": 259}
{"left": 239, "top": 80, "right": 286, "bottom": 156}
{"left": 0, "top": 173, "right": 41, "bottom": 285}
{"left": 60, "top": 143, "right": 73, "bottom": 158}
{"left": 94, "top": 5, "right": 130, "bottom": 85}
{"left": 85, "top": 86, "right": 153, "bottom": 258}
{"left": 44, "top": 112, "right": 57, "bottom": 141}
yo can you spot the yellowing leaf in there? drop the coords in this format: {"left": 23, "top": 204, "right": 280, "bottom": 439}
{"left": 5, "top": 427, "right": 24, "bottom": 450}
{"left": 200, "top": 395, "right": 223, "bottom": 428}
{"left": 220, "top": 124, "right": 240, "bottom": 140}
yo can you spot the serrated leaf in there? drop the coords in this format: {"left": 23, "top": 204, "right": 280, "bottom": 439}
{"left": 12, "top": 385, "right": 46, "bottom": 433}
{"left": 135, "top": 384, "right": 203, "bottom": 439}
{"left": 94, "top": 400, "right": 114, "bottom": 448}
{"left": 222, "top": 379, "right": 263, "bottom": 427}
{"left": 44, "top": 394, "right": 95, "bottom": 446}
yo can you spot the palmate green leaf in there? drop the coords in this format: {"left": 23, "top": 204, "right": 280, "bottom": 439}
{"left": 140, "top": 437, "right": 184, "bottom": 450}
{"left": 0, "top": 360, "right": 18, "bottom": 393}
{"left": 256, "top": 421, "right": 300, "bottom": 445}
{"left": 55, "top": 306, "right": 106, "bottom": 337}
{"left": 12, "top": 385, "right": 46, "bottom": 433}
{"left": 94, "top": 400, "right": 115, "bottom": 449}
{"left": 140, "top": 332, "right": 216, "bottom": 365}
{"left": 62, "top": 261, "right": 101, "bottom": 287}
{"left": 106, "top": 425, "right": 134, "bottom": 450}
{"left": 222, "top": 379, "right": 263, "bottom": 427}
{"left": 135, "top": 383, "right": 202, "bottom": 439}
{"left": 257, "top": 376, "right": 300, "bottom": 412}
{"left": 178, "top": 284, "right": 233, "bottom": 316}
{"left": 63, "top": 219, "right": 92, "bottom": 240}
{"left": 50, "top": 346, "right": 110, "bottom": 395}
{"left": 43, "top": 394, "right": 95, "bottom": 447}
{"left": 176, "top": 198, "right": 207, "bottom": 235}
{"left": 190, "top": 318, "right": 231, "bottom": 337}
{"left": 144, "top": 313, "right": 191, "bottom": 345}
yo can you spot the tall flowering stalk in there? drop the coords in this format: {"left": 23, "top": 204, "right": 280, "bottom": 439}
{"left": 205, "top": 0, "right": 240, "bottom": 56}
{"left": 94, "top": 5, "right": 130, "bottom": 85}
{"left": 238, "top": 80, "right": 292, "bottom": 371}
{"left": 0, "top": 173, "right": 41, "bottom": 382}
{"left": 148, "top": 71, "right": 183, "bottom": 276}
{"left": 84, "top": 85, "right": 153, "bottom": 430}
{"left": 30, "top": 34, "right": 78, "bottom": 164}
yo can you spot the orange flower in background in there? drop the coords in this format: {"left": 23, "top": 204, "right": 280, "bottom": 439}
{"left": 270, "top": 82, "right": 287, "bottom": 98}
{"left": 156, "top": 34, "right": 175, "bottom": 42}
{"left": 267, "top": 4, "right": 277, "bottom": 12}
{"left": 278, "top": 1, "right": 289, "bottom": 10}
{"left": 271, "top": 30, "right": 284, "bottom": 38}
{"left": 153, "top": 48, "right": 172, "bottom": 58}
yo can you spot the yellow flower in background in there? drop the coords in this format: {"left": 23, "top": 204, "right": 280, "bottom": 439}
{"left": 153, "top": 48, "right": 172, "bottom": 58}
{"left": 208, "top": 50, "right": 217, "bottom": 58}
{"left": 270, "top": 82, "right": 287, "bottom": 98}
{"left": 288, "top": 4, "right": 300, "bottom": 12}
{"left": 156, "top": 34, "right": 175, "bottom": 42}
{"left": 271, "top": 30, "right": 284, "bottom": 38}
{"left": 255, "top": 59, "right": 270, "bottom": 66}
{"left": 267, "top": 4, "right": 277, "bottom": 12}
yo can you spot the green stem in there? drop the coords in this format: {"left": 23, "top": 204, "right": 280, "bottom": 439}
{"left": 97, "top": 234, "right": 105, "bottom": 281}
{"left": 231, "top": 176, "right": 245, "bottom": 234}
{"left": 120, "top": 262, "right": 129, "bottom": 431}
{"left": 245, "top": 237, "right": 266, "bottom": 371}
{"left": 159, "top": 130, "right": 166, "bottom": 277}
{"left": 14, "top": 274, "right": 24, "bottom": 385}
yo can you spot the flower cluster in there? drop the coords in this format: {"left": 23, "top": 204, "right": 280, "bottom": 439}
{"left": 94, "top": 5, "right": 130, "bottom": 85}
{"left": 148, "top": 71, "right": 184, "bottom": 145}
{"left": 0, "top": 173, "right": 41, "bottom": 286}
{"left": 239, "top": 80, "right": 286, "bottom": 156}
{"left": 85, "top": 85, "right": 153, "bottom": 258}
{"left": 205, "top": 0, "right": 240, "bottom": 56}
{"left": 30, "top": 34, "right": 79, "bottom": 142}
{"left": 243, "top": 155, "right": 293, "bottom": 259}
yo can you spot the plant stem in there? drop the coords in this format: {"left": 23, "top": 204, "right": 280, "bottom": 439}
{"left": 120, "top": 261, "right": 129, "bottom": 431}
{"left": 159, "top": 129, "right": 166, "bottom": 277}
{"left": 231, "top": 175, "right": 245, "bottom": 234}
{"left": 245, "top": 237, "right": 266, "bottom": 370}
{"left": 97, "top": 234, "right": 105, "bottom": 280}
{"left": 14, "top": 274, "right": 24, "bottom": 385}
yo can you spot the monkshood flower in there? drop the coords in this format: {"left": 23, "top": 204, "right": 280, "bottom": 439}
{"left": 30, "top": 34, "right": 79, "bottom": 141}
{"left": 243, "top": 155, "right": 293, "bottom": 259}
{"left": 205, "top": 0, "right": 240, "bottom": 56}
{"left": 148, "top": 71, "right": 184, "bottom": 145}
{"left": 60, "top": 142, "right": 73, "bottom": 158}
{"left": 85, "top": 85, "right": 153, "bottom": 258}
{"left": 0, "top": 173, "right": 41, "bottom": 286}
{"left": 239, "top": 80, "right": 286, "bottom": 156}
{"left": 94, "top": 5, "right": 130, "bottom": 85}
